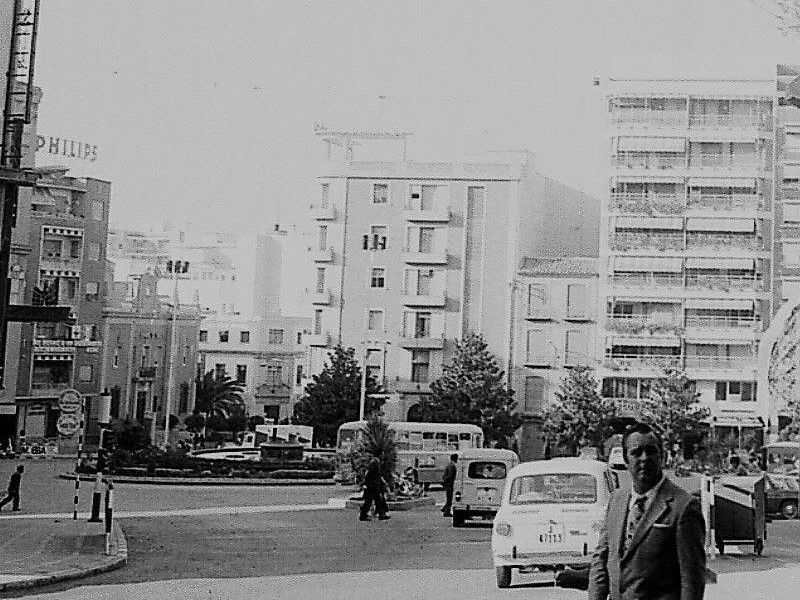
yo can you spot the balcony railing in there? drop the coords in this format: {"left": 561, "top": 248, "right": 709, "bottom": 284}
{"left": 610, "top": 111, "right": 686, "bottom": 127}
{"left": 684, "top": 355, "right": 756, "bottom": 369}
{"left": 30, "top": 382, "right": 71, "bottom": 397}
{"left": 685, "top": 273, "right": 764, "bottom": 292}
{"left": 603, "top": 354, "right": 681, "bottom": 371}
{"left": 691, "top": 155, "right": 760, "bottom": 170}
{"left": 606, "top": 315, "right": 683, "bottom": 335}
{"left": 688, "top": 113, "right": 772, "bottom": 129}
{"left": 684, "top": 314, "right": 761, "bottom": 330}
{"left": 612, "top": 152, "right": 686, "bottom": 170}
{"left": 609, "top": 193, "right": 684, "bottom": 215}
{"left": 610, "top": 232, "right": 684, "bottom": 252}
{"left": 686, "top": 194, "right": 764, "bottom": 212}
{"left": 685, "top": 233, "right": 761, "bottom": 251}
{"left": 609, "top": 273, "right": 683, "bottom": 288}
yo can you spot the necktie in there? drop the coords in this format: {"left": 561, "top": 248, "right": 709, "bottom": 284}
{"left": 625, "top": 496, "right": 647, "bottom": 552}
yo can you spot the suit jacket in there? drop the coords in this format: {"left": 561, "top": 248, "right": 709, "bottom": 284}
{"left": 442, "top": 462, "right": 456, "bottom": 489}
{"left": 588, "top": 477, "right": 706, "bottom": 600}
{"left": 8, "top": 471, "right": 20, "bottom": 492}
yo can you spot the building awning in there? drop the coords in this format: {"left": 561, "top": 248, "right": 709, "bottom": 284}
{"left": 32, "top": 354, "right": 74, "bottom": 361}
{"left": 612, "top": 295, "right": 683, "bottom": 303}
{"left": 614, "top": 256, "right": 683, "bottom": 272}
{"left": 616, "top": 216, "right": 683, "bottom": 230}
{"left": 616, "top": 137, "right": 687, "bottom": 152}
{"left": 685, "top": 257, "right": 755, "bottom": 270}
{"left": 615, "top": 175, "right": 685, "bottom": 184}
{"left": 688, "top": 177, "right": 756, "bottom": 187}
{"left": 686, "top": 217, "right": 756, "bottom": 232}
{"left": 611, "top": 336, "right": 681, "bottom": 347}
{"left": 685, "top": 298, "right": 754, "bottom": 310}
{"left": 710, "top": 414, "right": 765, "bottom": 428}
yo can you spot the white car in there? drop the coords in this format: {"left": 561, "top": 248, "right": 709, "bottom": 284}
{"left": 608, "top": 446, "right": 626, "bottom": 470}
{"left": 490, "top": 458, "right": 620, "bottom": 588}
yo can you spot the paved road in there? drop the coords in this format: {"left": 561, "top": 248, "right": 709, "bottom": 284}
{"left": 3, "top": 459, "right": 339, "bottom": 515}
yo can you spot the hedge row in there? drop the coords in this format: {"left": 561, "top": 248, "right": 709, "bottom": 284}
{"left": 110, "top": 466, "right": 334, "bottom": 479}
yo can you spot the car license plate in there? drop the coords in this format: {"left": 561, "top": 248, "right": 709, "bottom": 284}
{"left": 538, "top": 522, "right": 564, "bottom": 544}
{"left": 477, "top": 487, "right": 496, "bottom": 502}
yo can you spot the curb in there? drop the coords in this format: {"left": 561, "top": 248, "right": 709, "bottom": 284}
{"left": 0, "top": 522, "right": 128, "bottom": 593}
{"left": 59, "top": 472, "right": 336, "bottom": 486}
{"left": 345, "top": 496, "right": 436, "bottom": 511}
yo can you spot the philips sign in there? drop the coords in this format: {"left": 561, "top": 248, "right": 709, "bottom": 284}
{"left": 36, "top": 135, "right": 98, "bottom": 162}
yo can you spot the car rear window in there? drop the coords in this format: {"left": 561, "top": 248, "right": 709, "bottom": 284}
{"left": 467, "top": 461, "right": 507, "bottom": 479}
{"left": 509, "top": 473, "right": 597, "bottom": 504}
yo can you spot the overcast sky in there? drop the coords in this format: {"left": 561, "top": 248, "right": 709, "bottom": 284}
{"left": 31, "top": 0, "right": 800, "bottom": 235}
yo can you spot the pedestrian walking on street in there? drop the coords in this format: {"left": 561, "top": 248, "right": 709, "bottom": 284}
{"left": 588, "top": 422, "right": 706, "bottom": 600}
{"left": 359, "top": 457, "right": 389, "bottom": 522}
{"left": 441, "top": 453, "right": 458, "bottom": 517}
{"left": 0, "top": 464, "right": 24, "bottom": 512}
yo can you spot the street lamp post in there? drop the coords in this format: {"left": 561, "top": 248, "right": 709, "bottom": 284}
{"left": 162, "top": 260, "right": 188, "bottom": 450}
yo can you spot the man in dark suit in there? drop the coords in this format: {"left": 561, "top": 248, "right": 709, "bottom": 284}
{"left": 589, "top": 423, "right": 706, "bottom": 600}
{"left": 0, "top": 465, "right": 24, "bottom": 511}
{"left": 441, "top": 453, "right": 458, "bottom": 517}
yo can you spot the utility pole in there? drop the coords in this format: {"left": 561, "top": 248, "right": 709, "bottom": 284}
{"left": 162, "top": 259, "right": 188, "bottom": 449}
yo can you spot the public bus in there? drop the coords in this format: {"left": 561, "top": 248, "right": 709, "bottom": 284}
{"left": 336, "top": 421, "right": 484, "bottom": 485}
{"left": 764, "top": 441, "right": 800, "bottom": 475}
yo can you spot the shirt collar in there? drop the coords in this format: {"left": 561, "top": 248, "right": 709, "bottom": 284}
{"left": 630, "top": 474, "right": 665, "bottom": 507}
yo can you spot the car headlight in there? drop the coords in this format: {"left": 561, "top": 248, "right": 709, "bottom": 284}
{"left": 495, "top": 521, "right": 512, "bottom": 537}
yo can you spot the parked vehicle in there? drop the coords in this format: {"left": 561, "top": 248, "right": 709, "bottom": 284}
{"left": 607, "top": 446, "right": 626, "bottom": 470}
{"left": 765, "top": 473, "right": 800, "bottom": 519}
{"left": 451, "top": 448, "right": 519, "bottom": 527}
{"left": 491, "top": 458, "right": 620, "bottom": 589}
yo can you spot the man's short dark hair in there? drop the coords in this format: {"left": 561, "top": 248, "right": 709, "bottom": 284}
{"left": 16, "top": 465, "right": 24, "bottom": 473}
{"left": 622, "top": 422, "right": 663, "bottom": 461}
{"left": 450, "top": 453, "right": 458, "bottom": 462}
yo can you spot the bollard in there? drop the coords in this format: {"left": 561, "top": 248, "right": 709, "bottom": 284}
{"left": 104, "top": 478, "right": 114, "bottom": 556}
{"left": 88, "top": 471, "right": 103, "bottom": 522}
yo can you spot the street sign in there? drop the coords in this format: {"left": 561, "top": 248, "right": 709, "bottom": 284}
{"left": 56, "top": 413, "right": 80, "bottom": 436}
{"left": 58, "top": 389, "right": 82, "bottom": 413}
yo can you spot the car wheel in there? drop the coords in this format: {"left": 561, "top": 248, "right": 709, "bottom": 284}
{"left": 452, "top": 511, "right": 465, "bottom": 528}
{"left": 781, "top": 500, "right": 798, "bottom": 520}
{"left": 496, "top": 566, "right": 512, "bottom": 588}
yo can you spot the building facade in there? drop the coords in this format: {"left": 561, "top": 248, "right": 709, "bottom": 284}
{"left": 198, "top": 313, "right": 308, "bottom": 422}
{"left": 14, "top": 168, "right": 112, "bottom": 449}
{"left": 601, "top": 74, "right": 774, "bottom": 437}
{"left": 308, "top": 150, "right": 599, "bottom": 422}
{"left": 510, "top": 257, "right": 599, "bottom": 460}
{"left": 102, "top": 272, "right": 201, "bottom": 445}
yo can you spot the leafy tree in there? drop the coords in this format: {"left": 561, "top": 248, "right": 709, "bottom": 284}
{"left": 414, "top": 332, "right": 521, "bottom": 447}
{"left": 183, "top": 413, "right": 206, "bottom": 433}
{"left": 110, "top": 419, "right": 150, "bottom": 452}
{"left": 352, "top": 415, "right": 397, "bottom": 489}
{"left": 292, "top": 345, "right": 384, "bottom": 446}
{"left": 543, "top": 366, "right": 616, "bottom": 456}
{"left": 640, "top": 367, "right": 710, "bottom": 450}
{"left": 194, "top": 369, "right": 245, "bottom": 420}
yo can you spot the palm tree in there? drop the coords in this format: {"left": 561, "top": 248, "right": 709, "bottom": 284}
{"left": 352, "top": 415, "right": 397, "bottom": 490}
{"left": 194, "top": 369, "right": 245, "bottom": 420}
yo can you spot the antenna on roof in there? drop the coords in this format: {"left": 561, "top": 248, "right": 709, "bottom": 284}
{"left": 313, "top": 123, "right": 413, "bottom": 161}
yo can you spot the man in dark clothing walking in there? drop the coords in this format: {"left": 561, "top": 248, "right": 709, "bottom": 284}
{"left": 359, "top": 457, "right": 390, "bottom": 522}
{"left": 441, "top": 453, "right": 458, "bottom": 517}
{"left": 0, "top": 465, "right": 24, "bottom": 511}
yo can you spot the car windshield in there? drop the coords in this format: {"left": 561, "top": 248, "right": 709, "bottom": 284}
{"left": 467, "top": 461, "right": 507, "bottom": 479}
{"left": 509, "top": 473, "right": 597, "bottom": 504}
{"left": 769, "top": 475, "right": 800, "bottom": 492}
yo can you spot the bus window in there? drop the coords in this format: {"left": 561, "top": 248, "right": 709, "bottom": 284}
{"left": 423, "top": 431, "right": 436, "bottom": 450}
{"left": 409, "top": 432, "right": 423, "bottom": 450}
{"left": 339, "top": 428, "right": 357, "bottom": 449}
{"left": 459, "top": 432, "right": 472, "bottom": 450}
{"left": 475, "top": 434, "right": 482, "bottom": 448}
{"left": 448, "top": 433, "right": 459, "bottom": 450}
{"left": 435, "top": 432, "right": 447, "bottom": 450}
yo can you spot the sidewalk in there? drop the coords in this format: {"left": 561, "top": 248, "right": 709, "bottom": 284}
{"left": 0, "top": 516, "right": 127, "bottom": 592}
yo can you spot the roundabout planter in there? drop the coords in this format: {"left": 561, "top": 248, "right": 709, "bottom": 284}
{"left": 344, "top": 495, "right": 436, "bottom": 511}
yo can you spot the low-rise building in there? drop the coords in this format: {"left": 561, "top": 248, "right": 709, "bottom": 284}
{"left": 198, "top": 313, "right": 309, "bottom": 422}
{"left": 510, "top": 257, "right": 600, "bottom": 460}
{"left": 102, "top": 272, "right": 201, "bottom": 445}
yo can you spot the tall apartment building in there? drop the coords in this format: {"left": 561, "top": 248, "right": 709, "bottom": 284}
{"left": 601, "top": 75, "right": 774, "bottom": 439}
{"left": 308, "top": 149, "right": 599, "bottom": 422}
{"left": 15, "top": 168, "right": 112, "bottom": 449}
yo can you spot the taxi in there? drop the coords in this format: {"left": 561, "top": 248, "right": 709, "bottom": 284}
{"left": 490, "top": 457, "right": 620, "bottom": 588}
